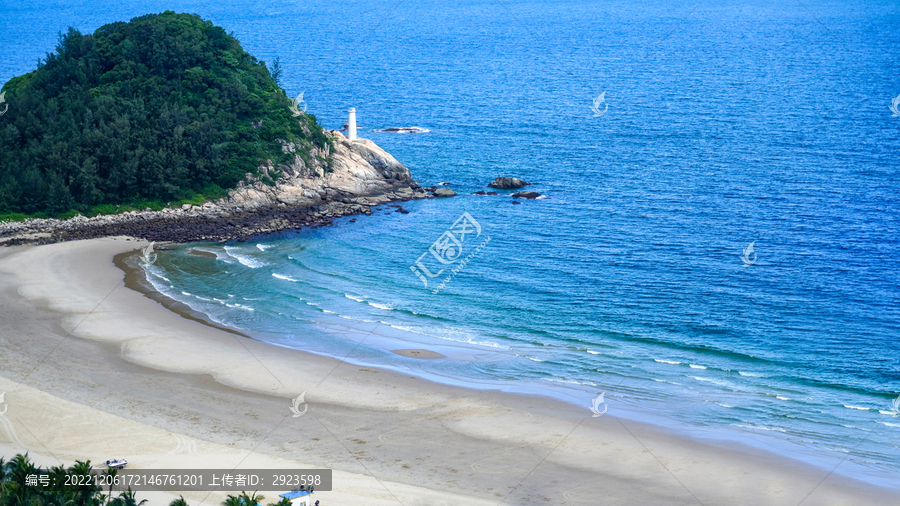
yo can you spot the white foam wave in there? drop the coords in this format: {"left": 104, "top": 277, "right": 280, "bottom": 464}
{"left": 654, "top": 359, "right": 680, "bottom": 365}
{"left": 734, "top": 424, "right": 786, "bottom": 433}
{"left": 739, "top": 371, "right": 765, "bottom": 377}
{"left": 689, "top": 364, "right": 707, "bottom": 369}
{"left": 182, "top": 291, "right": 191, "bottom": 296}
{"left": 878, "top": 422, "right": 900, "bottom": 428}
{"left": 256, "top": 243, "right": 275, "bottom": 251}
{"left": 273, "top": 273, "right": 299, "bottom": 282}
{"left": 369, "top": 302, "right": 393, "bottom": 311}
{"left": 586, "top": 350, "right": 601, "bottom": 355}
{"left": 224, "top": 246, "right": 267, "bottom": 268}
{"left": 344, "top": 294, "right": 365, "bottom": 303}
{"left": 776, "top": 396, "right": 790, "bottom": 401}
{"left": 878, "top": 410, "right": 896, "bottom": 415}
{"left": 688, "top": 376, "right": 729, "bottom": 387}
{"left": 714, "top": 402, "right": 734, "bottom": 408}
{"left": 542, "top": 378, "right": 600, "bottom": 388}
{"left": 843, "top": 405, "right": 873, "bottom": 411}
{"left": 372, "top": 126, "right": 430, "bottom": 134}
{"left": 652, "top": 379, "right": 683, "bottom": 385}
{"left": 145, "top": 268, "right": 171, "bottom": 282}
{"left": 526, "top": 357, "right": 545, "bottom": 362}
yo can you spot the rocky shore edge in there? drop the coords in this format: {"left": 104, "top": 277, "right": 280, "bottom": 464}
{"left": 0, "top": 130, "right": 428, "bottom": 246}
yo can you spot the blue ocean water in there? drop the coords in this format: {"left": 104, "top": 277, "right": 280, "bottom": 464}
{"left": 3, "top": 0, "right": 900, "bottom": 487}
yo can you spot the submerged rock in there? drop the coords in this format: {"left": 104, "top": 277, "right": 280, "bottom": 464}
{"left": 511, "top": 191, "right": 543, "bottom": 200}
{"left": 433, "top": 188, "right": 457, "bottom": 197}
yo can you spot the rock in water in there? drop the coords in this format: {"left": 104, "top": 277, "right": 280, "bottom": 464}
{"left": 511, "top": 191, "right": 542, "bottom": 200}
{"left": 488, "top": 177, "right": 530, "bottom": 189}
{"left": 511, "top": 200, "right": 522, "bottom": 205}
{"left": 433, "top": 188, "right": 457, "bottom": 197}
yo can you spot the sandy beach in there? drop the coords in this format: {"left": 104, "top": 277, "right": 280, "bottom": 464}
{"left": 0, "top": 238, "right": 893, "bottom": 505}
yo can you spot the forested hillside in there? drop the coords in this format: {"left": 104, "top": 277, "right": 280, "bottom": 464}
{"left": 0, "top": 11, "right": 329, "bottom": 217}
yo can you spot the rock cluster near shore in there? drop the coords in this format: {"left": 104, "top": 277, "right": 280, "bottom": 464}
{"left": 0, "top": 131, "right": 427, "bottom": 246}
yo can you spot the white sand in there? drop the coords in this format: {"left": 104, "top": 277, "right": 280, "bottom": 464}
{"left": 0, "top": 238, "right": 893, "bottom": 505}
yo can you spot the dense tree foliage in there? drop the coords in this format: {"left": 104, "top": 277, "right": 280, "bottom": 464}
{"left": 0, "top": 11, "right": 330, "bottom": 216}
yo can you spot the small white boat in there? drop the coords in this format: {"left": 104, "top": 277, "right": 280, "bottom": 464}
{"left": 105, "top": 459, "right": 127, "bottom": 469}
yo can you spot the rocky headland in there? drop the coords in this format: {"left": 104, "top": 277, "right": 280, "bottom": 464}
{"left": 0, "top": 131, "right": 427, "bottom": 246}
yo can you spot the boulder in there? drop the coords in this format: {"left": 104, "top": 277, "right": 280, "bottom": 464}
{"left": 488, "top": 177, "right": 530, "bottom": 189}
{"left": 511, "top": 200, "right": 522, "bottom": 205}
{"left": 433, "top": 188, "right": 457, "bottom": 197}
{"left": 511, "top": 191, "right": 542, "bottom": 200}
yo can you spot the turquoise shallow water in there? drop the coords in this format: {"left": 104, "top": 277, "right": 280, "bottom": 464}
{"left": 3, "top": 0, "right": 900, "bottom": 488}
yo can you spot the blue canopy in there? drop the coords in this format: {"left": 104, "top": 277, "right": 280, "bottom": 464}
{"left": 279, "top": 490, "right": 311, "bottom": 500}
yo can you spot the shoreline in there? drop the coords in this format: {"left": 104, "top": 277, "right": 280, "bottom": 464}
{"left": 123, "top": 242, "right": 900, "bottom": 492}
{"left": 0, "top": 238, "right": 895, "bottom": 505}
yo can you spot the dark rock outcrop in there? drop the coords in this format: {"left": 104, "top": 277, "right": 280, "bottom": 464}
{"left": 488, "top": 177, "right": 530, "bottom": 189}
{"left": 511, "top": 191, "right": 543, "bottom": 200}
{"left": 0, "top": 130, "right": 428, "bottom": 246}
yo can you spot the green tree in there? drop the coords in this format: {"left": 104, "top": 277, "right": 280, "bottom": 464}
{"left": 271, "top": 57, "right": 283, "bottom": 89}
{"left": 169, "top": 495, "right": 189, "bottom": 506}
{"left": 0, "top": 12, "right": 331, "bottom": 217}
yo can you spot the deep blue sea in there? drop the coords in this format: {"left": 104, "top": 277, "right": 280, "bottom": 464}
{"left": 3, "top": 0, "right": 900, "bottom": 488}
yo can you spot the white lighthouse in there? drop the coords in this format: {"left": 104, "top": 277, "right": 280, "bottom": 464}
{"left": 348, "top": 108, "right": 357, "bottom": 141}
